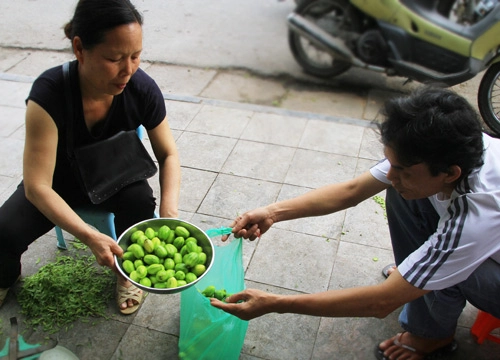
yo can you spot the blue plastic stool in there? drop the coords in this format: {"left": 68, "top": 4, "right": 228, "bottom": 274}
{"left": 55, "top": 208, "right": 117, "bottom": 249}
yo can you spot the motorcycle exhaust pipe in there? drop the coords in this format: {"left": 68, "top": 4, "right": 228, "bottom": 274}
{"left": 287, "top": 13, "right": 366, "bottom": 68}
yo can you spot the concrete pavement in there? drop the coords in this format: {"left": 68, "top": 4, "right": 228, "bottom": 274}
{"left": 0, "top": 46, "right": 498, "bottom": 360}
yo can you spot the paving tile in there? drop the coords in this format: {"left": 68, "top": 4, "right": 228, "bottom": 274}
{"left": 7, "top": 50, "right": 74, "bottom": 78}
{"left": 240, "top": 111, "right": 308, "bottom": 147}
{"left": 0, "top": 48, "right": 29, "bottom": 72}
{"left": 281, "top": 86, "right": 367, "bottom": 120}
{"left": 144, "top": 63, "right": 217, "bottom": 96}
{"left": 110, "top": 325, "right": 180, "bottom": 360}
{"left": 0, "top": 137, "right": 23, "bottom": 178}
{"left": 242, "top": 281, "right": 319, "bottom": 360}
{"left": 186, "top": 104, "right": 252, "bottom": 138}
{"left": 200, "top": 71, "right": 287, "bottom": 106}
{"left": 198, "top": 173, "right": 282, "bottom": 220}
{"left": 176, "top": 131, "right": 237, "bottom": 172}
{"left": 165, "top": 99, "right": 202, "bottom": 131}
{"left": 299, "top": 118, "right": 365, "bottom": 156}
{"left": 284, "top": 148, "right": 358, "bottom": 189}
{"left": 273, "top": 184, "right": 346, "bottom": 240}
{"left": 246, "top": 227, "right": 338, "bottom": 293}
{"left": 341, "top": 190, "right": 392, "bottom": 250}
{"left": 178, "top": 167, "right": 218, "bottom": 213}
{"left": 0, "top": 105, "right": 24, "bottom": 137}
{"left": 221, "top": 140, "right": 296, "bottom": 183}
{"left": 360, "top": 125, "right": 384, "bottom": 161}
{"left": 0, "top": 79, "right": 32, "bottom": 108}
{"left": 133, "top": 292, "right": 181, "bottom": 336}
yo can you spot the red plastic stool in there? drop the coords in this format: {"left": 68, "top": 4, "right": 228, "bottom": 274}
{"left": 471, "top": 310, "right": 500, "bottom": 344}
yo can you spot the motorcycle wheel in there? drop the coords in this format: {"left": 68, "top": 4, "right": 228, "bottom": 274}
{"left": 478, "top": 62, "right": 500, "bottom": 136}
{"left": 288, "top": 0, "right": 359, "bottom": 78}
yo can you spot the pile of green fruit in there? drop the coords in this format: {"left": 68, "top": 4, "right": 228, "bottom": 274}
{"left": 200, "top": 285, "right": 232, "bottom": 302}
{"left": 121, "top": 225, "right": 208, "bottom": 289}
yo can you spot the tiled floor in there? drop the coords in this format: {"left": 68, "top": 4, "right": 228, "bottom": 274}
{"left": 0, "top": 57, "right": 499, "bottom": 359}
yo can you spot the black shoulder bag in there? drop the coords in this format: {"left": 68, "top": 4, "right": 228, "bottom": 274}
{"left": 62, "top": 62, "right": 157, "bottom": 204}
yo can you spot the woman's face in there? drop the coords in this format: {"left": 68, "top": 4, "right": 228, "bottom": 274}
{"left": 76, "top": 22, "right": 143, "bottom": 97}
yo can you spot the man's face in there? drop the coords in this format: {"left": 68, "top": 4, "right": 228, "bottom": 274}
{"left": 384, "top": 147, "right": 452, "bottom": 199}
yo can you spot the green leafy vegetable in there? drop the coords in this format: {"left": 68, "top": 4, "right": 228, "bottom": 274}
{"left": 17, "top": 254, "right": 114, "bottom": 333}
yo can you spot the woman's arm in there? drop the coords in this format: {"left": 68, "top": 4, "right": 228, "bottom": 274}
{"left": 23, "top": 100, "right": 123, "bottom": 268}
{"left": 147, "top": 117, "right": 181, "bottom": 218}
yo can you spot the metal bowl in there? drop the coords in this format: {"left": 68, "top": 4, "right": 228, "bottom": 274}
{"left": 115, "top": 218, "right": 215, "bottom": 294}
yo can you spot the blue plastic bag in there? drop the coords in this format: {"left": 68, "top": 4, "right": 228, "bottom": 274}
{"left": 178, "top": 238, "right": 248, "bottom": 360}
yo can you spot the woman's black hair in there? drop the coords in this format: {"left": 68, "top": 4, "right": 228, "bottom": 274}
{"left": 376, "top": 86, "right": 484, "bottom": 180}
{"left": 64, "top": 0, "right": 143, "bottom": 49}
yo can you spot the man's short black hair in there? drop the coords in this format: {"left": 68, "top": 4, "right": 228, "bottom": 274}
{"left": 377, "top": 86, "right": 484, "bottom": 180}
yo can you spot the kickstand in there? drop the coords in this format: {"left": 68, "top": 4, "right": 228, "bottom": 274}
{"left": 0, "top": 317, "right": 57, "bottom": 360}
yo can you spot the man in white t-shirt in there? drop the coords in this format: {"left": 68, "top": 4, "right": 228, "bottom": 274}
{"left": 211, "top": 87, "right": 500, "bottom": 359}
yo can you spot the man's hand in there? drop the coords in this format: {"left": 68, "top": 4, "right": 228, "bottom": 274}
{"left": 209, "top": 289, "right": 279, "bottom": 320}
{"left": 222, "top": 207, "right": 275, "bottom": 241}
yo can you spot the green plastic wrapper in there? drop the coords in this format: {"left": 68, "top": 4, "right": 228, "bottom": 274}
{"left": 178, "top": 238, "right": 248, "bottom": 359}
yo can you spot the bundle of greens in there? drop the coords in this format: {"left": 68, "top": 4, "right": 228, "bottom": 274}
{"left": 17, "top": 253, "right": 114, "bottom": 333}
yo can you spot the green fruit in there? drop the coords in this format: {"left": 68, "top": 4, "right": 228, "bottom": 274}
{"left": 165, "top": 244, "right": 177, "bottom": 257}
{"left": 175, "top": 270, "right": 186, "bottom": 280}
{"left": 174, "top": 263, "right": 189, "bottom": 273}
{"left": 166, "top": 277, "right": 178, "bottom": 288}
{"left": 177, "top": 280, "right": 187, "bottom": 287}
{"left": 173, "top": 252, "right": 183, "bottom": 264}
{"left": 129, "top": 270, "right": 140, "bottom": 282}
{"left": 192, "top": 264, "right": 206, "bottom": 277}
{"left": 136, "top": 265, "right": 148, "bottom": 279}
{"left": 201, "top": 285, "right": 215, "bottom": 297}
{"left": 127, "top": 243, "right": 145, "bottom": 259}
{"left": 158, "top": 225, "right": 171, "bottom": 241}
{"left": 144, "top": 254, "right": 160, "bottom": 265}
{"left": 147, "top": 263, "right": 164, "bottom": 275}
{"left": 185, "top": 272, "right": 197, "bottom": 283}
{"left": 122, "top": 251, "right": 136, "bottom": 261}
{"left": 164, "top": 258, "right": 175, "bottom": 270}
{"left": 185, "top": 241, "right": 198, "bottom": 253}
{"left": 134, "top": 259, "right": 144, "bottom": 269}
{"left": 183, "top": 252, "right": 199, "bottom": 268}
{"left": 180, "top": 245, "right": 189, "bottom": 257}
{"left": 149, "top": 275, "right": 158, "bottom": 285}
{"left": 166, "top": 230, "right": 175, "bottom": 244}
{"left": 137, "top": 235, "right": 147, "bottom": 247}
{"left": 214, "top": 289, "right": 227, "bottom": 301}
{"left": 185, "top": 237, "right": 197, "bottom": 245}
{"left": 122, "top": 260, "right": 135, "bottom": 274}
{"left": 151, "top": 237, "right": 161, "bottom": 249}
{"left": 154, "top": 282, "right": 167, "bottom": 289}
{"left": 145, "top": 227, "right": 156, "bottom": 240}
{"left": 173, "top": 236, "right": 185, "bottom": 250}
{"left": 175, "top": 226, "right": 190, "bottom": 238}
{"left": 156, "top": 270, "right": 168, "bottom": 282}
{"left": 130, "top": 230, "right": 145, "bottom": 243}
{"left": 196, "top": 252, "right": 207, "bottom": 265}
{"left": 140, "top": 277, "right": 152, "bottom": 287}
{"left": 154, "top": 244, "right": 168, "bottom": 258}
{"left": 143, "top": 239, "right": 155, "bottom": 253}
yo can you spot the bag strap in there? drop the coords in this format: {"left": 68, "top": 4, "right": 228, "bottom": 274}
{"left": 62, "top": 62, "right": 75, "bottom": 160}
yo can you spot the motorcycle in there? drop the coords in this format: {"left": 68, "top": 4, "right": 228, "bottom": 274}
{"left": 287, "top": 0, "right": 500, "bottom": 135}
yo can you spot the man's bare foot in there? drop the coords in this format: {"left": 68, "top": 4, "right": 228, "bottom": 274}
{"left": 376, "top": 331, "right": 457, "bottom": 360}
{"left": 382, "top": 264, "right": 397, "bottom": 278}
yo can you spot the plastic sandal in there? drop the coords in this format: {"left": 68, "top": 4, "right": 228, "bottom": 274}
{"left": 116, "top": 283, "right": 144, "bottom": 315}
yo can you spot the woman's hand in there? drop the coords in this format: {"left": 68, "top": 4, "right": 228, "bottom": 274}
{"left": 222, "top": 206, "right": 275, "bottom": 241}
{"left": 85, "top": 231, "right": 124, "bottom": 271}
{"left": 209, "top": 289, "right": 280, "bottom": 320}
